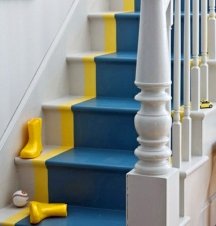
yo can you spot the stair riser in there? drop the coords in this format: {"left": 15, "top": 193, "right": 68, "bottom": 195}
{"left": 43, "top": 109, "right": 62, "bottom": 146}
{"left": 90, "top": 13, "right": 201, "bottom": 54}
{"left": 116, "top": 14, "right": 139, "bottom": 52}
{"left": 47, "top": 165, "right": 129, "bottom": 210}
{"left": 96, "top": 58, "right": 138, "bottom": 98}
{"left": 88, "top": 17, "right": 107, "bottom": 52}
{"left": 67, "top": 61, "right": 85, "bottom": 96}
{"left": 73, "top": 110, "right": 138, "bottom": 150}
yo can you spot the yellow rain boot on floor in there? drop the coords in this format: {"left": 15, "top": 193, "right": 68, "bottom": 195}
{"left": 19, "top": 118, "right": 43, "bottom": 159}
{"left": 29, "top": 201, "right": 67, "bottom": 224}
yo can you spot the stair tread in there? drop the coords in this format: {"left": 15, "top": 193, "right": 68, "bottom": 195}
{"left": 89, "top": 12, "right": 139, "bottom": 18}
{"left": 95, "top": 52, "right": 137, "bottom": 62}
{"left": 66, "top": 51, "right": 107, "bottom": 62}
{"left": 88, "top": 11, "right": 126, "bottom": 17}
{"left": 42, "top": 95, "right": 94, "bottom": 109}
{"left": 72, "top": 97, "right": 140, "bottom": 113}
{"left": 12, "top": 205, "right": 125, "bottom": 226}
{"left": 46, "top": 147, "right": 137, "bottom": 171}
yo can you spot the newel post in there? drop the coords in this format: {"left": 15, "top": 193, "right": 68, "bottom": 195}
{"left": 127, "top": 1, "right": 179, "bottom": 226}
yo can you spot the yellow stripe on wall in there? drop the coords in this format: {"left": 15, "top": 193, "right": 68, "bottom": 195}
{"left": 103, "top": 13, "right": 116, "bottom": 53}
{"left": 123, "top": 0, "right": 135, "bottom": 11}
{"left": 2, "top": 208, "right": 29, "bottom": 226}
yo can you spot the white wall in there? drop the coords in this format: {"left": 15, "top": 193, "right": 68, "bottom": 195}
{"left": 0, "top": 0, "right": 113, "bottom": 208}
{"left": 0, "top": 0, "right": 75, "bottom": 141}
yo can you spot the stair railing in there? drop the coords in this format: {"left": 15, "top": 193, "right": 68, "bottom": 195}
{"left": 172, "top": 0, "right": 215, "bottom": 166}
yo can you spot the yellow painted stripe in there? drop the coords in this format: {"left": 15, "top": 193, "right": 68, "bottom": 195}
{"left": 83, "top": 56, "right": 96, "bottom": 97}
{"left": 2, "top": 208, "right": 29, "bottom": 226}
{"left": 59, "top": 96, "right": 94, "bottom": 147}
{"left": 82, "top": 53, "right": 108, "bottom": 98}
{"left": 123, "top": 0, "right": 135, "bottom": 12}
{"left": 103, "top": 13, "right": 116, "bottom": 53}
{"left": 33, "top": 146, "right": 71, "bottom": 202}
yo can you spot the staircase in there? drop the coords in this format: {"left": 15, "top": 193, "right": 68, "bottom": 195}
{"left": 0, "top": 1, "right": 142, "bottom": 225}
{"left": 1, "top": 0, "right": 216, "bottom": 225}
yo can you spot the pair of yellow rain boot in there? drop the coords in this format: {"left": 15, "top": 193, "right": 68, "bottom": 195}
{"left": 19, "top": 118, "right": 43, "bottom": 159}
{"left": 29, "top": 201, "right": 67, "bottom": 224}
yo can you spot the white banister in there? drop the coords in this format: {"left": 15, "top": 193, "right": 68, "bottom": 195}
{"left": 200, "top": 0, "right": 209, "bottom": 100}
{"left": 127, "top": 1, "right": 179, "bottom": 226}
{"left": 208, "top": 0, "right": 216, "bottom": 59}
{"left": 191, "top": 0, "right": 200, "bottom": 111}
{"left": 182, "top": 0, "right": 192, "bottom": 162}
{"left": 172, "top": 0, "right": 181, "bottom": 168}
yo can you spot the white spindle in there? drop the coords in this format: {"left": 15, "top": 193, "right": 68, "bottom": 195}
{"left": 172, "top": 0, "right": 181, "bottom": 168}
{"left": 191, "top": 0, "right": 200, "bottom": 111}
{"left": 208, "top": 0, "right": 216, "bottom": 59}
{"left": 133, "top": 0, "right": 172, "bottom": 175}
{"left": 182, "top": 0, "right": 192, "bottom": 161}
{"left": 209, "top": 0, "right": 215, "bottom": 17}
{"left": 200, "top": 0, "right": 208, "bottom": 100}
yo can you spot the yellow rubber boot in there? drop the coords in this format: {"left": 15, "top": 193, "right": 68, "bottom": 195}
{"left": 19, "top": 118, "right": 43, "bottom": 159}
{"left": 29, "top": 201, "right": 67, "bottom": 224}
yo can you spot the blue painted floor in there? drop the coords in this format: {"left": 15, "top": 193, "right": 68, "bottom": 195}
{"left": 16, "top": 206, "right": 125, "bottom": 226}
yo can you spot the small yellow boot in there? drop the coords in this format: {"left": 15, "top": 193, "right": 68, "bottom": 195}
{"left": 29, "top": 201, "right": 67, "bottom": 224}
{"left": 19, "top": 118, "right": 43, "bottom": 159}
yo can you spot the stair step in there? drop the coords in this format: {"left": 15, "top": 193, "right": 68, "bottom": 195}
{"left": 89, "top": 10, "right": 200, "bottom": 54}
{"left": 72, "top": 97, "right": 139, "bottom": 150}
{"left": 15, "top": 147, "right": 136, "bottom": 210}
{"left": 42, "top": 96, "right": 94, "bottom": 146}
{"left": 68, "top": 51, "right": 137, "bottom": 99}
{"left": 46, "top": 148, "right": 136, "bottom": 209}
{"left": 95, "top": 52, "right": 138, "bottom": 98}
{"left": 115, "top": 12, "right": 139, "bottom": 52}
{"left": 88, "top": 12, "right": 139, "bottom": 52}
{"left": 47, "top": 147, "right": 136, "bottom": 171}
{"left": 2, "top": 205, "right": 125, "bottom": 226}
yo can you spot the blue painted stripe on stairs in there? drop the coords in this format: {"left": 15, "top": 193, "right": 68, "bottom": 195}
{"left": 72, "top": 98, "right": 139, "bottom": 150}
{"left": 95, "top": 52, "right": 138, "bottom": 98}
{"left": 72, "top": 97, "right": 139, "bottom": 113}
{"left": 135, "top": 0, "right": 140, "bottom": 11}
{"left": 15, "top": 205, "right": 125, "bottom": 226}
{"left": 47, "top": 148, "right": 137, "bottom": 171}
{"left": 96, "top": 51, "right": 137, "bottom": 63}
{"left": 46, "top": 148, "right": 136, "bottom": 209}
{"left": 115, "top": 12, "right": 139, "bottom": 52}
